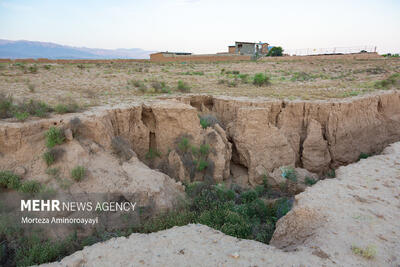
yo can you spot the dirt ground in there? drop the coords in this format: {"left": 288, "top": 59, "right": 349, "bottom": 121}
{"left": 0, "top": 58, "right": 399, "bottom": 107}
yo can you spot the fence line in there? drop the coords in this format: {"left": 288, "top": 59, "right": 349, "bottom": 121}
{"left": 284, "top": 45, "right": 377, "bottom": 56}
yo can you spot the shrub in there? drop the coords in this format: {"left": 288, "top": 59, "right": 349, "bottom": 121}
{"left": 358, "top": 152, "right": 370, "bottom": 160}
{"left": 291, "top": 72, "right": 313, "bottom": 82}
{"left": 240, "top": 190, "right": 258, "bottom": 204}
{"left": 28, "top": 65, "right": 38, "bottom": 74}
{"left": 225, "top": 70, "right": 240, "bottom": 75}
{"left": 280, "top": 166, "right": 297, "bottom": 182}
{"left": 45, "top": 127, "right": 65, "bottom": 149}
{"left": 145, "top": 148, "right": 161, "bottom": 160}
{"left": 71, "top": 166, "right": 85, "bottom": 182}
{"left": 374, "top": 73, "right": 400, "bottom": 89}
{"left": 267, "top": 46, "right": 283, "bottom": 57}
{"left": 199, "top": 114, "right": 220, "bottom": 129}
{"left": 0, "top": 93, "right": 14, "bottom": 119}
{"left": 14, "top": 233, "right": 79, "bottom": 266}
{"left": 275, "top": 197, "right": 293, "bottom": 219}
{"left": 133, "top": 182, "right": 293, "bottom": 246}
{"left": 43, "top": 64, "right": 51, "bottom": 70}
{"left": 43, "top": 151, "right": 55, "bottom": 166}
{"left": 200, "top": 117, "right": 210, "bottom": 129}
{"left": 138, "top": 83, "right": 147, "bottom": 93}
{"left": 238, "top": 74, "right": 250, "bottom": 83}
{"left": 227, "top": 79, "right": 238, "bottom": 87}
{"left": 177, "top": 80, "right": 190, "bottom": 92}
{"left": 54, "top": 102, "right": 79, "bottom": 114}
{"left": 199, "top": 144, "right": 210, "bottom": 156}
{"left": 195, "top": 159, "right": 208, "bottom": 171}
{"left": 15, "top": 111, "right": 29, "bottom": 121}
{"left": 177, "top": 137, "right": 190, "bottom": 152}
{"left": 351, "top": 245, "right": 376, "bottom": 259}
{"left": 0, "top": 171, "right": 21, "bottom": 190}
{"left": 326, "top": 168, "right": 336, "bottom": 178}
{"left": 253, "top": 73, "right": 270, "bottom": 86}
{"left": 19, "top": 180, "right": 43, "bottom": 194}
{"left": 304, "top": 177, "right": 317, "bottom": 186}
{"left": 18, "top": 99, "right": 52, "bottom": 117}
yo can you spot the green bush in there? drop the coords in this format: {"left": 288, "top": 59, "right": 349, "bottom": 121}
{"left": 195, "top": 159, "right": 208, "bottom": 171}
{"left": 45, "top": 127, "right": 65, "bottom": 149}
{"left": 15, "top": 111, "right": 29, "bottom": 121}
{"left": 54, "top": 102, "right": 79, "bottom": 114}
{"left": 43, "top": 151, "right": 55, "bottom": 166}
{"left": 71, "top": 166, "right": 85, "bottom": 182}
{"left": 359, "top": 152, "right": 371, "bottom": 160}
{"left": 326, "top": 168, "right": 336, "bottom": 178}
{"left": 374, "top": 73, "right": 400, "bottom": 89}
{"left": 199, "top": 114, "right": 220, "bottom": 129}
{"left": 200, "top": 117, "right": 210, "bottom": 129}
{"left": 281, "top": 166, "right": 297, "bottom": 182}
{"left": 238, "top": 74, "right": 250, "bottom": 83}
{"left": 177, "top": 137, "right": 190, "bottom": 152}
{"left": 28, "top": 65, "right": 38, "bottom": 74}
{"left": 177, "top": 80, "right": 190, "bottom": 93}
{"left": 304, "top": 177, "right": 317, "bottom": 186}
{"left": 267, "top": 46, "right": 283, "bottom": 57}
{"left": 0, "top": 171, "right": 21, "bottom": 190}
{"left": 240, "top": 190, "right": 258, "bottom": 203}
{"left": 19, "top": 180, "right": 43, "bottom": 194}
{"left": 253, "top": 73, "right": 270, "bottom": 86}
{"left": 0, "top": 93, "right": 14, "bottom": 119}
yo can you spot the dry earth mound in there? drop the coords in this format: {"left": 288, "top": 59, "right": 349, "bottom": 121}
{"left": 39, "top": 142, "right": 400, "bottom": 267}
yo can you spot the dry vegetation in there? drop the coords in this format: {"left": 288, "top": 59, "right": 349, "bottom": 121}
{"left": 0, "top": 58, "right": 399, "bottom": 107}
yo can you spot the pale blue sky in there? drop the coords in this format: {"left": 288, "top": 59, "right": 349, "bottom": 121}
{"left": 0, "top": 0, "right": 399, "bottom": 53}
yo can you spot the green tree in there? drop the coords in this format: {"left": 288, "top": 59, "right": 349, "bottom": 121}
{"left": 267, "top": 46, "right": 283, "bottom": 57}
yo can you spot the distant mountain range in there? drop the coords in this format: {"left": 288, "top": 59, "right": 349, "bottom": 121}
{"left": 0, "top": 39, "right": 156, "bottom": 59}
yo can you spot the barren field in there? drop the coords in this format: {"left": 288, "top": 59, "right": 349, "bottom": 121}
{"left": 0, "top": 58, "right": 399, "bottom": 108}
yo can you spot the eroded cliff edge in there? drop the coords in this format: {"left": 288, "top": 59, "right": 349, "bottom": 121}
{"left": 38, "top": 142, "right": 400, "bottom": 267}
{"left": 2, "top": 91, "right": 400, "bottom": 189}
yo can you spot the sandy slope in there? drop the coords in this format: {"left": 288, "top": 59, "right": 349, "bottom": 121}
{"left": 39, "top": 142, "right": 400, "bottom": 267}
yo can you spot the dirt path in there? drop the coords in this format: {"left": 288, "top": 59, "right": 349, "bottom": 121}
{"left": 39, "top": 142, "right": 400, "bottom": 267}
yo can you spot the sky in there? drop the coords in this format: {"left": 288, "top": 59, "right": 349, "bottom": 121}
{"left": 0, "top": 0, "right": 399, "bottom": 54}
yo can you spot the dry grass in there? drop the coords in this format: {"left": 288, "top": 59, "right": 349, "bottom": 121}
{"left": 0, "top": 58, "right": 399, "bottom": 106}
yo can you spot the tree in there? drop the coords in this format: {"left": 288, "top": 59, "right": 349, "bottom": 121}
{"left": 267, "top": 46, "right": 283, "bottom": 57}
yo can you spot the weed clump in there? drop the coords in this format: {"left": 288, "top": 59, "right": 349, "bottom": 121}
{"left": 42, "top": 151, "right": 55, "bottom": 166}
{"left": 253, "top": 73, "right": 270, "bottom": 86}
{"left": 134, "top": 182, "right": 292, "bottom": 244}
{"left": 358, "top": 152, "right": 370, "bottom": 160}
{"left": 304, "top": 177, "right": 317, "bottom": 186}
{"left": 374, "top": 73, "right": 400, "bottom": 89}
{"left": 19, "top": 180, "right": 43, "bottom": 194}
{"left": 280, "top": 166, "right": 297, "bottom": 182}
{"left": 177, "top": 80, "right": 191, "bottom": 93}
{"left": 199, "top": 114, "right": 220, "bottom": 129}
{"left": 145, "top": 148, "right": 161, "bottom": 160}
{"left": 54, "top": 100, "right": 80, "bottom": 114}
{"left": 45, "top": 127, "right": 65, "bottom": 149}
{"left": 71, "top": 166, "right": 85, "bottom": 182}
{"left": 0, "top": 171, "right": 21, "bottom": 190}
{"left": 351, "top": 245, "right": 376, "bottom": 259}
